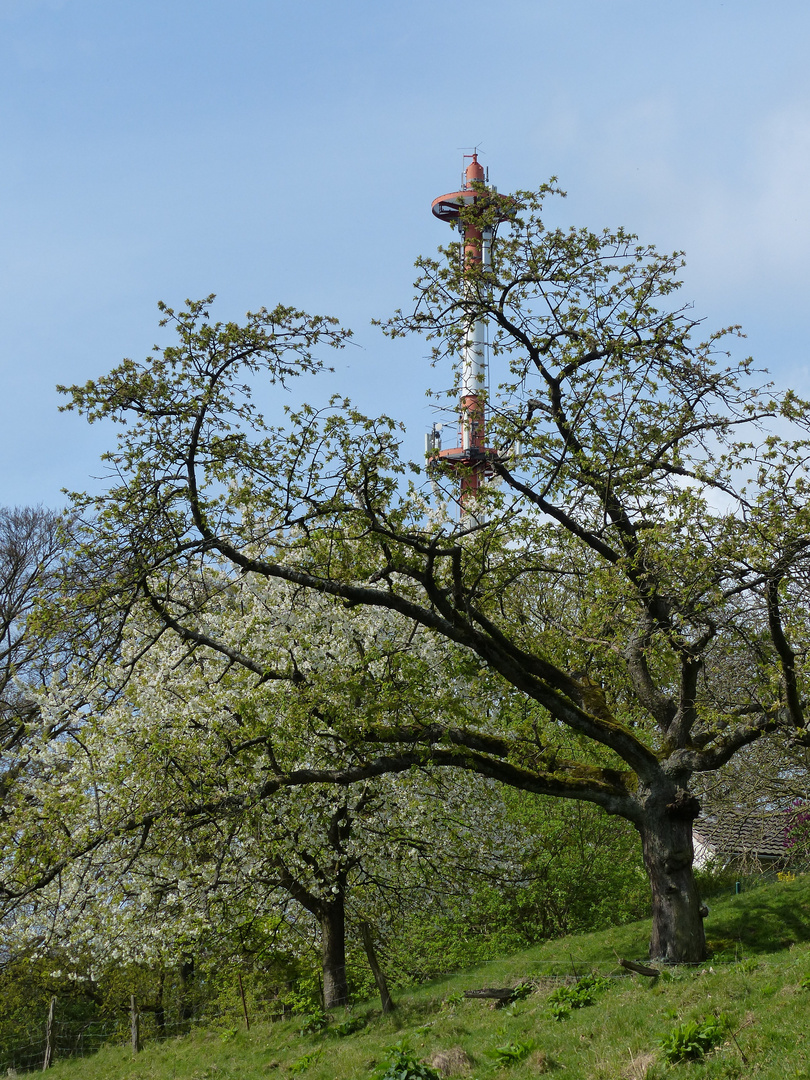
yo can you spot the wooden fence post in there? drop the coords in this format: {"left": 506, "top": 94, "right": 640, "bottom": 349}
{"left": 237, "top": 972, "right": 251, "bottom": 1031}
{"left": 42, "top": 995, "right": 56, "bottom": 1070}
{"left": 130, "top": 995, "right": 141, "bottom": 1054}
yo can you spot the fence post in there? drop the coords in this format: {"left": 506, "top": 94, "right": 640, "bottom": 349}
{"left": 237, "top": 972, "right": 251, "bottom": 1031}
{"left": 42, "top": 995, "right": 56, "bottom": 1070}
{"left": 130, "top": 995, "right": 141, "bottom": 1054}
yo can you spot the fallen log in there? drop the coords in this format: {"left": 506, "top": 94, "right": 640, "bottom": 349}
{"left": 619, "top": 958, "right": 661, "bottom": 978}
{"left": 463, "top": 985, "right": 532, "bottom": 1007}
{"left": 463, "top": 987, "right": 515, "bottom": 1002}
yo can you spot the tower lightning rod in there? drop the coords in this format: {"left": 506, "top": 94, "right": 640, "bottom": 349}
{"left": 429, "top": 153, "right": 504, "bottom": 513}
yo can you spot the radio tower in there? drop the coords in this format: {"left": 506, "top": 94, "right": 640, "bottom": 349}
{"left": 427, "top": 152, "right": 500, "bottom": 512}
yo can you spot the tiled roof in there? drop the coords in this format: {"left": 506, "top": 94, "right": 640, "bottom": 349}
{"left": 693, "top": 813, "right": 790, "bottom": 860}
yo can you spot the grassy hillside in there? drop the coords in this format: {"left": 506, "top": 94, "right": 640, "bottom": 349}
{"left": 34, "top": 875, "right": 810, "bottom": 1079}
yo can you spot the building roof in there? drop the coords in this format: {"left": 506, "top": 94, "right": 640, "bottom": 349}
{"left": 693, "top": 813, "right": 790, "bottom": 862}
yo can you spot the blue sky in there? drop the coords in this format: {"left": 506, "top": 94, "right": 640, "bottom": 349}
{"left": 2, "top": 0, "right": 809, "bottom": 506}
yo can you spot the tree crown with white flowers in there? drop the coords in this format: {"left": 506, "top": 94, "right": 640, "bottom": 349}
{"left": 11, "top": 184, "right": 810, "bottom": 964}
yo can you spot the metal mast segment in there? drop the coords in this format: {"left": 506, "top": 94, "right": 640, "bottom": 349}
{"left": 428, "top": 153, "right": 500, "bottom": 508}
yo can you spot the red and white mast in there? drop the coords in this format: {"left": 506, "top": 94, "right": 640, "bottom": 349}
{"left": 428, "top": 152, "right": 497, "bottom": 510}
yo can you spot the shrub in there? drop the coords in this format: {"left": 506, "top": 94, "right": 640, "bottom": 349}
{"left": 660, "top": 1014, "right": 730, "bottom": 1062}
{"left": 289, "top": 1049, "right": 323, "bottom": 1074}
{"left": 298, "top": 1010, "right": 330, "bottom": 1036}
{"left": 330, "top": 1016, "right": 366, "bottom": 1037}
{"left": 489, "top": 1039, "right": 535, "bottom": 1065}
{"left": 372, "top": 1042, "right": 443, "bottom": 1079}
{"left": 547, "top": 975, "right": 611, "bottom": 1020}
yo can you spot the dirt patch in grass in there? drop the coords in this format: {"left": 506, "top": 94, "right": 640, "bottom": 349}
{"left": 622, "top": 1048, "right": 657, "bottom": 1079}
{"left": 428, "top": 1045, "right": 474, "bottom": 1075}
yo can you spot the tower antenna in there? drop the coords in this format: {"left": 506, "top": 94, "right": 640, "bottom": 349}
{"left": 429, "top": 153, "right": 506, "bottom": 515}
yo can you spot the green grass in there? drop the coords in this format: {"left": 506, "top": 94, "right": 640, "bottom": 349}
{"left": 34, "top": 874, "right": 810, "bottom": 1079}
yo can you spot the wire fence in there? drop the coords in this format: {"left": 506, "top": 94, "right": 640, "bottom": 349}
{"left": 0, "top": 955, "right": 776, "bottom": 1075}
{"left": 1, "top": 1009, "right": 224, "bottom": 1075}
{"left": 698, "top": 856, "right": 810, "bottom": 897}
{"left": 3, "top": 867, "right": 809, "bottom": 1074}
{"left": 3, "top": 1014, "right": 128, "bottom": 1076}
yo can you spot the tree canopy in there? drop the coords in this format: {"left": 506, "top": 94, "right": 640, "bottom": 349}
{"left": 10, "top": 571, "right": 536, "bottom": 1007}
{"left": 8, "top": 183, "right": 810, "bottom": 965}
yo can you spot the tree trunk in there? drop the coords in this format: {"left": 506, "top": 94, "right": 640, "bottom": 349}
{"left": 639, "top": 791, "right": 706, "bottom": 963}
{"left": 321, "top": 900, "right": 349, "bottom": 1009}
{"left": 359, "top": 920, "right": 395, "bottom": 1013}
{"left": 179, "top": 953, "right": 195, "bottom": 1021}
{"left": 155, "top": 969, "right": 166, "bottom": 1036}
{"left": 42, "top": 995, "right": 56, "bottom": 1070}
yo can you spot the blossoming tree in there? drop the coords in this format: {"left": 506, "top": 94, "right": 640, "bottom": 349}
{"left": 4, "top": 573, "right": 531, "bottom": 1008}
{"left": 10, "top": 182, "right": 810, "bottom": 964}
